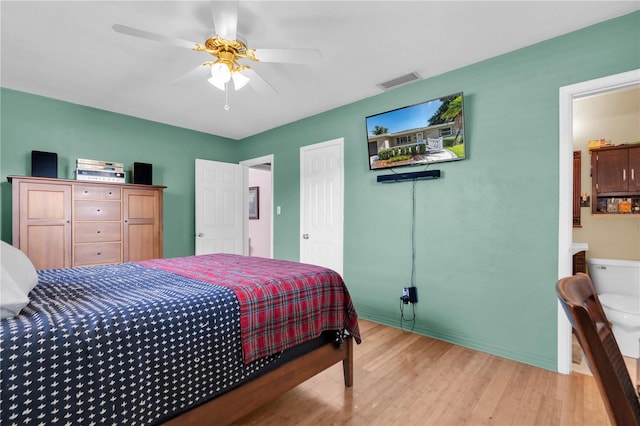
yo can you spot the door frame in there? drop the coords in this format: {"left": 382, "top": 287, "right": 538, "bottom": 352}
{"left": 557, "top": 68, "right": 640, "bottom": 373}
{"left": 240, "top": 154, "right": 274, "bottom": 258}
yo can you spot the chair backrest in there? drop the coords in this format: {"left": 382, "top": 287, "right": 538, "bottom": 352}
{"left": 556, "top": 273, "right": 640, "bottom": 426}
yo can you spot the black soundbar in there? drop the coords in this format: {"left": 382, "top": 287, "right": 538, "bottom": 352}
{"left": 376, "top": 169, "right": 441, "bottom": 183}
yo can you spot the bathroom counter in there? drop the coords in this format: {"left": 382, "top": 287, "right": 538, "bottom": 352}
{"left": 571, "top": 242, "right": 589, "bottom": 255}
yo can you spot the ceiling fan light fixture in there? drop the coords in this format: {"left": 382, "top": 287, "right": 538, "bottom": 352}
{"left": 231, "top": 72, "right": 250, "bottom": 90}
{"left": 208, "top": 62, "right": 232, "bottom": 91}
{"left": 208, "top": 75, "right": 227, "bottom": 91}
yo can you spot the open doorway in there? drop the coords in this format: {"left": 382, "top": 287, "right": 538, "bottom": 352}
{"left": 557, "top": 69, "right": 640, "bottom": 374}
{"left": 571, "top": 86, "right": 640, "bottom": 377}
{"left": 241, "top": 155, "right": 274, "bottom": 258}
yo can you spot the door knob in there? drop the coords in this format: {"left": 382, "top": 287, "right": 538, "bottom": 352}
{"left": 302, "top": 234, "right": 309, "bottom": 240}
{"left": 197, "top": 232, "right": 204, "bottom": 237}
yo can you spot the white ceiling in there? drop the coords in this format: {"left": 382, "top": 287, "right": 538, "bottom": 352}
{"left": 2, "top": 1, "right": 638, "bottom": 140}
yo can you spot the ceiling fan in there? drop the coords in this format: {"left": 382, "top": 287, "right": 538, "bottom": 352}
{"left": 112, "top": 1, "right": 321, "bottom": 105}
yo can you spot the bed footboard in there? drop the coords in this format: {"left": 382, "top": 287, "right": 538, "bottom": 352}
{"left": 163, "top": 335, "right": 354, "bottom": 426}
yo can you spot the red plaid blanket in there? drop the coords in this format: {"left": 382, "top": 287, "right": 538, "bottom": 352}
{"left": 138, "top": 254, "right": 361, "bottom": 363}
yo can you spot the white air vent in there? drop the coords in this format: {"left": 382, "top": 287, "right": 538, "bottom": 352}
{"left": 377, "top": 72, "right": 422, "bottom": 91}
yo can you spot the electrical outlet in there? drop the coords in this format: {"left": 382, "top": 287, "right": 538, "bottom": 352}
{"left": 401, "top": 287, "right": 410, "bottom": 304}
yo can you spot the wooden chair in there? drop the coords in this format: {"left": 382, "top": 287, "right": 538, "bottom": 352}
{"left": 556, "top": 273, "right": 640, "bottom": 426}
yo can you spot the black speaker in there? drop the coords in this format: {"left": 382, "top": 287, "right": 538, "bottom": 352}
{"left": 31, "top": 150, "right": 58, "bottom": 178}
{"left": 376, "top": 169, "right": 440, "bottom": 183}
{"left": 132, "top": 162, "right": 152, "bottom": 185}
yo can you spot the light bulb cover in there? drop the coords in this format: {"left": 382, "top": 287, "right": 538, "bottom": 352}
{"left": 208, "top": 63, "right": 232, "bottom": 91}
{"left": 208, "top": 76, "right": 227, "bottom": 91}
{"left": 231, "top": 72, "right": 250, "bottom": 90}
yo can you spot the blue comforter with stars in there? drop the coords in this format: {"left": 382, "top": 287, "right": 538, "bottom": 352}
{"left": 0, "top": 263, "right": 281, "bottom": 425}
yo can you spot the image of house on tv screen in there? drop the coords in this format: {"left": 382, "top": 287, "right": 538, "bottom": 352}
{"left": 366, "top": 92, "right": 465, "bottom": 170}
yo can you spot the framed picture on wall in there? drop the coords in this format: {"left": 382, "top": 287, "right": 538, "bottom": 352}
{"left": 249, "top": 186, "right": 259, "bottom": 220}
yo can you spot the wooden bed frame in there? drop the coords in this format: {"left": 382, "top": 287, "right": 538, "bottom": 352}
{"left": 163, "top": 335, "right": 354, "bottom": 425}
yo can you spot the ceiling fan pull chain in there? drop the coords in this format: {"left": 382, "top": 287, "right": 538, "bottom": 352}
{"left": 224, "top": 83, "right": 230, "bottom": 111}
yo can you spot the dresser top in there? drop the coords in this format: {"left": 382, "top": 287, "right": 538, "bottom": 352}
{"left": 8, "top": 175, "right": 167, "bottom": 190}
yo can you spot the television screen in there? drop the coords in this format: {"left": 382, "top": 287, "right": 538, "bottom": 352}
{"left": 366, "top": 92, "right": 465, "bottom": 170}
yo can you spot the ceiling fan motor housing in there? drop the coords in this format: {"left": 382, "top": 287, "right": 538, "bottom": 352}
{"left": 198, "top": 36, "right": 258, "bottom": 73}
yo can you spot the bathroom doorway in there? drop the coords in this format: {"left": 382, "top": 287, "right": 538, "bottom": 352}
{"left": 558, "top": 69, "right": 640, "bottom": 374}
{"left": 572, "top": 86, "right": 640, "bottom": 376}
{"left": 241, "top": 155, "right": 274, "bottom": 258}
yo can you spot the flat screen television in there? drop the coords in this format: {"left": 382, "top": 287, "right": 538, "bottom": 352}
{"left": 366, "top": 92, "right": 465, "bottom": 170}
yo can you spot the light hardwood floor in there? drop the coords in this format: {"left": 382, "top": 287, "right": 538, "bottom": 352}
{"left": 572, "top": 340, "right": 637, "bottom": 389}
{"left": 234, "top": 319, "right": 616, "bottom": 426}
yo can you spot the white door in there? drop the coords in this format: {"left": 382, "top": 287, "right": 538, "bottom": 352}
{"left": 300, "top": 138, "right": 344, "bottom": 275}
{"left": 195, "top": 159, "right": 246, "bottom": 255}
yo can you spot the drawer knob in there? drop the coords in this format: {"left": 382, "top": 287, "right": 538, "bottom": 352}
{"left": 96, "top": 252, "right": 102, "bottom": 256}
{"left": 96, "top": 230, "right": 101, "bottom": 234}
{"left": 97, "top": 209, "right": 101, "bottom": 212}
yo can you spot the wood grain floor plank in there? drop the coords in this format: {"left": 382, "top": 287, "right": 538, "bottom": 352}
{"left": 233, "top": 320, "right": 614, "bottom": 425}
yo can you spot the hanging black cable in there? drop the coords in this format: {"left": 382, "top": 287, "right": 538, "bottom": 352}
{"left": 411, "top": 178, "right": 416, "bottom": 288}
{"left": 400, "top": 178, "right": 417, "bottom": 332}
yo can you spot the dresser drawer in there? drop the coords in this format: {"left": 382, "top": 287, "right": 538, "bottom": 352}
{"left": 74, "top": 200, "right": 121, "bottom": 221}
{"left": 74, "top": 243, "right": 122, "bottom": 266}
{"left": 75, "top": 185, "right": 121, "bottom": 200}
{"left": 75, "top": 222, "right": 121, "bottom": 243}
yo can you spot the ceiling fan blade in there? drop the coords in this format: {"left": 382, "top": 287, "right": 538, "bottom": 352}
{"left": 210, "top": 0, "right": 238, "bottom": 41}
{"left": 243, "top": 69, "right": 278, "bottom": 96}
{"left": 253, "top": 48, "right": 322, "bottom": 64}
{"left": 172, "top": 64, "right": 211, "bottom": 86}
{"left": 112, "top": 24, "right": 198, "bottom": 50}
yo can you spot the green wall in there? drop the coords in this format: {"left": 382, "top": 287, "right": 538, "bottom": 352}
{"left": 1, "top": 11, "right": 638, "bottom": 371}
{"left": 237, "top": 12, "right": 640, "bottom": 370}
{"left": 0, "top": 90, "right": 238, "bottom": 258}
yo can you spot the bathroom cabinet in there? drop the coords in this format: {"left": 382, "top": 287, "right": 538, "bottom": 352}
{"left": 591, "top": 144, "right": 640, "bottom": 214}
{"left": 572, "top": 251, "right": 586, "bottom": 275}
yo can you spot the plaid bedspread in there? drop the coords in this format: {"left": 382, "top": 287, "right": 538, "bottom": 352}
{"left": 138, "top": 254, "right": 361, "bottom": 363}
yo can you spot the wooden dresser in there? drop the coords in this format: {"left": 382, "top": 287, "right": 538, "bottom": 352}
{"left": 9, "top": 176, "right": 165, "bottom": 269}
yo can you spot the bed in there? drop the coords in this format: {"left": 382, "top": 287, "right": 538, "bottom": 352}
{"left": 0, "top": 243, "right": 361, "bottom": 425}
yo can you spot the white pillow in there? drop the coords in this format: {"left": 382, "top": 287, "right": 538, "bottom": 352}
{"left": 1, "top": 241, "right": 38, "bottom": 318}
